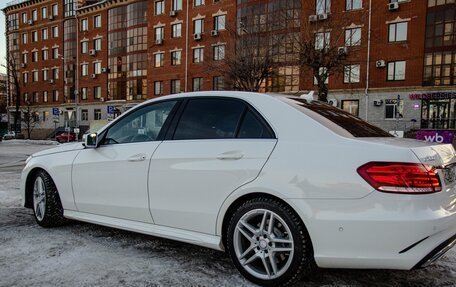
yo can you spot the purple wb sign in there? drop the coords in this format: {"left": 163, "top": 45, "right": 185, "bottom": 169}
{"left": 416, "top": 131, "right": 454, "bottom": 144}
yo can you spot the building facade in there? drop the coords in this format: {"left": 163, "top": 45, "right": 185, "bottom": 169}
{"left": 3, "top": 0, "right": 456, "bottom": 138}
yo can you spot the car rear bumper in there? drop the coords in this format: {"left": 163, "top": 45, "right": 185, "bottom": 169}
{"left": 288, "top": 189, "right": 456, "bottom": 270}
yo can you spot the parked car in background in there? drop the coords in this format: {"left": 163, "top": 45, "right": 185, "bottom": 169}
{"left": 2, "top": 131, "right": 25, "bottom": 140}
{"left": 55, "top": 132, "right": 76, "bottom": 143}
{"left": 21, "top": 91, "right": 456, "bottom": 286}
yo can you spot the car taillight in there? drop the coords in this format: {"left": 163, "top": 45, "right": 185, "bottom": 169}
{"left": 357, "top": 162, "right": 442, "bottom": 194}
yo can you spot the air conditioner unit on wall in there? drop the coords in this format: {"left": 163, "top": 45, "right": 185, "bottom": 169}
{"left": 374, "top": 100, "right": 383, "bottom": 106}
{"left": 49, "top": 15, "right": 54, "bottom": 20}
{"left": 318, "top": 13, "right": 328, "bottom": 21}
{"left": 91, "top": 74, "right": 97, "bottom": 79}
{"left": 328, "top": 98, "right": 338, "bottom": 107}
{"left": 156, "top": 39, "right": 163, "bottom": 45}
{"left": 338, "top": 47, "right": 348, "bottom": 56}
{"left": 194, "top": 33, "right": 202, "bottom": 40}
{"left": 309, "top": 15, "right": 318, "bottom": 22}
{"left": 211, "top": 30, "right": 218, "bottom": 37}
{"left": 376, "top": 60, "right": 386, "bottom": 68}
{"left": 169, "top": 10, "right": 177, "bottom": 17}
{"left": 388, "top": 2, "right": 399, "bottom": 11}
{"left": 28, "top": 20, "right": 33, "bottom": 25}
{"left": 89, "top": 49, "right": 96, "bottom": 56}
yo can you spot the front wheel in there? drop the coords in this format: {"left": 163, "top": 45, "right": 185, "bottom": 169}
{"left": 32, "top": 170, "right": 66, "bottom": 227}
{"left": 226, "top": 198, "right": 315, "bottom": 286}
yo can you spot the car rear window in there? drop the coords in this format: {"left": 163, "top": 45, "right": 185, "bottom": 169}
{"left": 284, "top": 98, "right": 393, "bottom": 138}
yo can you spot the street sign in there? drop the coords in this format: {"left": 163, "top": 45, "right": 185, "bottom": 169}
{"left": 52, "top": 108, "right": 60, "bottom": 116}
{"left": 107, "top": 106, "right": 115, "bottom": 114}
{"left": 74, "top": 128, "right": 80, "bottom": 134}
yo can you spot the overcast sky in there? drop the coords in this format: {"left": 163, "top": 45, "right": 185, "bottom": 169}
{"left": 0, "top": 12, "right": 5, "bottom": 74}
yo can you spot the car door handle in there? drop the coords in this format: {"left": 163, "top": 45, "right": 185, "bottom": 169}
{"left": 128, "top": 154, "right": 147, "bottom": 162}
{"left": 216, "top": 151, "right": 244, "bottom": 160}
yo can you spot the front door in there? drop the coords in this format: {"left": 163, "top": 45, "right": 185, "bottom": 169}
{"left": 72, "top": 100, "right": 178, "bottom": 223}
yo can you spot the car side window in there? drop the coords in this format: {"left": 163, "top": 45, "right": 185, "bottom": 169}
{"left": 103, "top": 101, "right": 176, "bottom": 145}
{"left": 238, "top": 110, "right": 274, "bottom": 139}
{"left": 173, "top": 98, "right": 245, "bottom": 140}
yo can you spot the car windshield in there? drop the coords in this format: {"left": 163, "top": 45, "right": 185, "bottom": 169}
{"left": 283, "top": 98, "right": 393, "bottom": 138}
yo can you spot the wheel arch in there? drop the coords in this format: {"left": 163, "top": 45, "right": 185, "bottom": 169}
{"left": 218, "top": 191, "right": 314, "bottom": 253}
{"left": 24, "top": 167, "right": 51, "bottom": 208}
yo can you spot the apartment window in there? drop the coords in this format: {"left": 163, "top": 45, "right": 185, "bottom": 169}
{"left": 94, "top": 109, "right": 102, "bottom": 120}
{"left": 52, "top": 90, "right": 59, "bottom": 102}
{"left": 346, "top": 0, "right": 362, "bottom": 10}
{"left": 32, "top": 51, "right": 38, "bottom": 62}
{"left": 213, "top": 76, "right": 224, "bottom": 90}
{"left": 154, "top": 81, "right": 163, "bottom": 95}
{"left": 154, "top": 53, "right": 164, "bottom": 67}
{"left": 193, "top": 47, "right": 204, "bottom": 63}
{"left": 33, "top": 71, "right": 39, "bottom": 82}
{"left": 42, "top": 28, "right": 48, "bottom": 40}
{"left": 171, "top": 50, "right": 182, "bottom": 66}
{"left": 42, "top": 49, "right": 48, "bottom": 60}
{"left": 42, "top": 7, "right": 48, "bottom": 19}
{"left": 171, "top": 79, "right": 181, "bottom": 94}
{"left": 214, "top": 15, "right": 226, "bottom": 31}
{"left": 32, "top": 31, "right": 38, "bottom": 42}
{"left": 22, "top": 12, "right": 27, "bottom": 24}
{"left": 423, "top": 52, "right": 456, "bottom": 86}
{"left": 428, "top": 0, "right": 454, "bottom": 7}
{"left": 52, "top": 4, "right": 58, "bottom": 16}
{"left": 81, "top": 41, "right": 89, "bottom": 54}
{"left": 94, "top": 15, "right": 101, "bottom": 28}
{"left": 32, "top": 10, "right": 37, "bottom": 21}
{"left": 81, "top": 18, "right": 88, "bottom": 31}
{"left": 387, "top": 61, "right": 406, "bottom": 81}
{"left": 33, "top": 92, "right": 39, "bottom": 104}
{"left": 52, "top": 48, "right": 59, "bottom": 59}
{"left": 81, "top": 109, "right": 88, "bottom": 121}
{"left": 22, "top": 33, "right": 27, "bottom": 44}
{"left": 344, "top": 64, "right": 360, "bottom": 83}
{"left": 81, "top": 109, "right": 89, "bottom": 121}
{"left": 42, "top": 69, "right": 48, "bottom": 81}
{"left": 43, "top": 91, "right": 48, "bottom": 103}
{"left": 194, "top": 19, "right": 204, "bottom": 34}
{"left": 81, "top": 88, "right": 88, "bottom": 100}
{"left": 155, "top": 1, "right": 164, "bottom": 15}
{"left": 388, "top": 22, "right": 408, "bottom": 42}
{"left": 94, "top": 62, "right": 102, "bottom": 74}
{"left": 22, "top": 53, "right": 28, "bottom": 64}
{"left": 23, "top": 72, "right": 28, "bottom": 84}
{"left": 155, "top": 27, "right": 164, "bottom": 40}
{"left": 213, "top": 45, "right": 225, "bottom": 60}
{"left": 314, "top": 67, "right": 329, "bottom": 85}
{"left": 385, "top": 99, "right": 404, "bottom": 119}
{"left": 24, "top": 93, "right": 29, "bottom": 102}
{"left": 172, "top": 0, "right": 183, "bottom": 11}
{"left": 345, "top": 27, "right": 361, "bottom": 46}
{"left": 94, "top": 38, "right": 102, "bottom": 51}
{"left": 52, "top": 68, "right": 59, "bottom": 80}
{"left": 316, "top": 0, "right": 331, "bottom": 14}
{"left": 194, "top": 0, "right": 205, "bottom": 7}
{"left": 81, "top": 64, "right": 89, "bottom": 76}
{"left": 192, "top": 77, "right": 203, "bottom": 91}
{"left": 315, "top": 31, "right": 330, "bottom": 50}
{"left": 341, "top": 100, "right": 359, "bottom": 116}
{"left": 94, "top": 87, "right": 102, "bottom": 99}
{"left": 172, "top": 23, "right": 182, "bottom": 38}
{"left": 52, "top": 26, "right": 58, "bottom": 37}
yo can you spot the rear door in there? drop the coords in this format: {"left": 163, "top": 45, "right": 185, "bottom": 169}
{"left": 148, "top": 97, "right": 277, "bottom": 234}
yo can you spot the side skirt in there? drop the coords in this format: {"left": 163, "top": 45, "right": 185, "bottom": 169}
{"left": 64, "top": 210, "right": 223, "bottom": 251}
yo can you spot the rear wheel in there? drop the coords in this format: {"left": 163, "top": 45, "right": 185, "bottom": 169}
{"left": 226, "top": 198, "right": 315, "bottom": 286}
{"left": 32, "top": 170, "right": 66, "bottom": 227}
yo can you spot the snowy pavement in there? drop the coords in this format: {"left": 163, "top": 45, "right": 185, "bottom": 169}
{"left": 0, "top": 141, "right": 455, "bottom": 286}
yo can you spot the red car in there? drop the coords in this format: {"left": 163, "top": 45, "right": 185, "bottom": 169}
{"left": 55, "top": 132, "right": 76, "bottom": 143}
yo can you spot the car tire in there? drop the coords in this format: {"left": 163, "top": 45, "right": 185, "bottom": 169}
{"left": 32, "top": 170, "right": 67, "bottom": 227}
{"left": 226, "top": 197, "right": 315, "bottom": 286}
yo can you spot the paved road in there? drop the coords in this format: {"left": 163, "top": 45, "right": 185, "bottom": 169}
{"left": 0, "top": 141, "right": 455, "bottom": 286}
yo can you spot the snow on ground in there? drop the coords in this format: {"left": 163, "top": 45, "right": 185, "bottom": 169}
{"left": 0, "top": 141, "right": 455, "bottom": 286}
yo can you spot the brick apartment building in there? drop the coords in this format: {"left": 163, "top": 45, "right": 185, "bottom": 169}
{"left": 2, "top": 0, "right": 456, "bottom": 138}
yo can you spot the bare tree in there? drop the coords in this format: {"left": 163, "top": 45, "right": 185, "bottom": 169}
{"left": 21, "top": 101, "right": 39, "bottom": 139}
{"left": 3, "top": 55, "right": 21, "bottom": 132}
{"left": 297, "top": 3, "right": 370, "bottom": 101}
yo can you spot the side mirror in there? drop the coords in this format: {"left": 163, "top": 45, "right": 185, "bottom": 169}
{"left": 84, "top": 133, "right": 98, "bottom": 148}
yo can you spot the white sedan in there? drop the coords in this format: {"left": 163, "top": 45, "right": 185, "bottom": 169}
{"left": 21, "top": 91, "right": 456, "bottom": 286}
